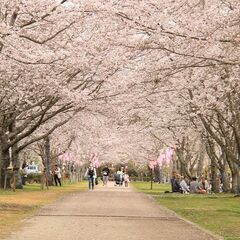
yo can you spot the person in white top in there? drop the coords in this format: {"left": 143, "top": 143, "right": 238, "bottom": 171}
{"left": 54, "top": 164, "right": 62, "bottom": 186}
{"left": 180, "top": 176, "right": 190, "bottom": 193}
{"left": 115, "top": 168, "right": 124, "bottom": 186}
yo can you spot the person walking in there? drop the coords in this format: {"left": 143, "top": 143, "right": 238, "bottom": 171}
{"left": 85, "top": 164, "right": 97, "bottom": 190}
{"left": 54, "top": 164, "right": 62, "bottom": 186}
{"left": 115, "top": 168, "right": 124, "bottom": 186}
{"left": 102, "top": 165, "right": 110, "bottom": 186}
{"left": 124, "top": 173, "right": 130, "bottom": 187}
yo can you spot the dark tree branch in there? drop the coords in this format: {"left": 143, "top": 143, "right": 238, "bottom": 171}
{"left": 20, "top": 0, "right": 68, "bottom": 28}
{"left": 20, "top": 22, "right": 75, "bottom": 45}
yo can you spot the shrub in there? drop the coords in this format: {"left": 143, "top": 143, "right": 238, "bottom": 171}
{"left": 64, "top": 172, "right": 70, "bottom": 179}
{"left": 26, "top": 173, "right": 42, "bottom": 183}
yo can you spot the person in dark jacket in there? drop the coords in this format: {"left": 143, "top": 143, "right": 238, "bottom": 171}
{"left": 85, "top": 164, "right": 97, "bottom": 190}
{"left": 171, "top": 172, "right": 181, "bottom": 192}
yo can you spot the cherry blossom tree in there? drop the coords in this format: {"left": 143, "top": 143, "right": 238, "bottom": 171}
{"left": 0, "top": 0, "right": 239, "bottom": 192}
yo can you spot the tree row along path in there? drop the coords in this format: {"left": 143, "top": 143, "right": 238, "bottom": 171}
{"left": 6, "top": 183, "right": 221, "bottom": 240}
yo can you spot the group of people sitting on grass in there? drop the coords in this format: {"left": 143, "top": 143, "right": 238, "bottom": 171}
{"left": 171, "top": 173, "right": 210, "bottom": 194}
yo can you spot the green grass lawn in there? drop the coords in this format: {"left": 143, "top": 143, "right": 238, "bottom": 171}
{"left": 132, "top": 181, "right": 240, "bottom": 240}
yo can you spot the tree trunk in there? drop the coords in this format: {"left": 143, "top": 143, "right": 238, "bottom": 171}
{"left": 44, "top": 136, "right": 53, "bottom": 187}
{"left": 227, "top": 160, "right": 239, "bottom": 194}
{"left": 210, "top": 160, "right": 219, "bottom": 193}
{"left": 220, "top": 165, "right": 230, "bottom": 192}
{"left": 171, "top": 153, "right": 178, "bottom": 172}
{"left": 0, "top": 148, "right": 11, "bottom": 188}
{"left": 10, "top": 118, "right": 22, "bottom": 189}
{"left": 0, "top": 138, "right": 2, "bottom": 187}
{"left": 154, "top": 165, "right": 161, "bottom": 183}
{"left": 221, "top": 171, "right": 230, "bottom": 192}
{"left": 231, "top": 163, "right": 240, "bottom": 194}
{"left": 197, "top": 142, "right": 205, "bottom": 177}
{"left": 231, "top": 171, "right": 239, "bottom": 194}
{"left": 0, "top": 119, "right": 11, "bottom": 188}
{"left": 12, "top": 149, "right": 22, "bottom": 189}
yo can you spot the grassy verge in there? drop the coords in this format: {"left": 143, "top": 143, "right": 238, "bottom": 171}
{"left": 0, "top": 182, "right": 87, "bottom": 239}
{"left": 132, "top": 181, "right": 240, "bottom": 240}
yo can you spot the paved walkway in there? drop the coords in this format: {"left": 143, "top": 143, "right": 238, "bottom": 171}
{"left": 7, "top": 182, "right": 221, "bottom": 240}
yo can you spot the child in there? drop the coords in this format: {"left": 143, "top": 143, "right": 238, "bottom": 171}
{"left": 124, "top": 173, "right": 130, "bottom": 187}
